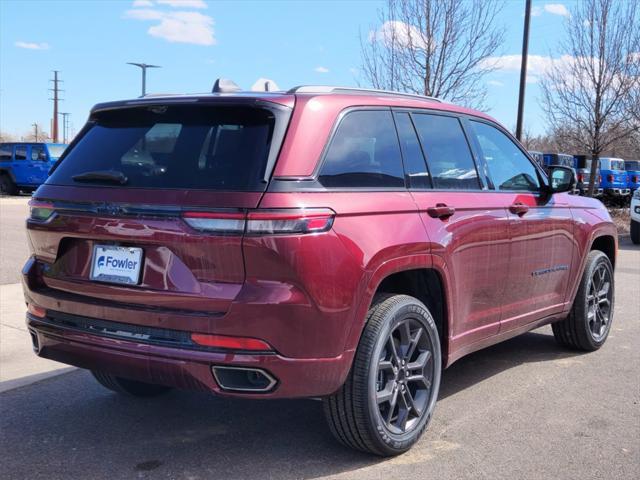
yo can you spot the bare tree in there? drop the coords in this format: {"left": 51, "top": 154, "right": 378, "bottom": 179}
{"left": 540, "top": 0, "right": 640, "bottom": 196}
{"left": 360, "top": 0, "right": 505, "bottom": 109}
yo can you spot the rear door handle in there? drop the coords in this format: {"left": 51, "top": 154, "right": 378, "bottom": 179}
{"left": 509, "top": 203, "right": 529, "bottom": 216}
{"left": 426, "top": 203, "right": 455, "bottom": 219}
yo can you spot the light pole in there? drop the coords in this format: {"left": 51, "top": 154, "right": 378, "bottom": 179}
{"left": 32, "top": 123, "right": 39, "bottom": 142}
{"left": 515, "top": 0, "right": 532, "bottom": 141}
{"left": 127, "top": 62, "right": 161, "bottom": 96}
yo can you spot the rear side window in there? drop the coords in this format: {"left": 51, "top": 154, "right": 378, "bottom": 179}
{"left": 48, "top": 105, "right": 279, "bottom": 191}
{"left": 0, "top": 145, "right": 11, "bottom": 160}
{"left": 31, "top": 146, "right": 46, "bottom": 161}
{"left": 318, "top": 110, "right": 404, "bottom": 188}
{"left": 471, "top": 121, "right": 540, "bottom": 192}
{"left": 14, "top": 146, "right": 27, "bottom": 160}
{"left": 411, "top": 114, "right": 480, "bottom": 190}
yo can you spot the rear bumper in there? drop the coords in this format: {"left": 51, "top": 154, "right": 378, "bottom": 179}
{"left": 26, "top": 313, "right": 352, "bottom": 398}
{"left": 21, "top": 256, "right": 356, "bottom": 399}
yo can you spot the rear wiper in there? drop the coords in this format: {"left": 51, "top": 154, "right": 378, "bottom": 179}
{"left": 72, "top": 170, "right": 128, "bottom": 185}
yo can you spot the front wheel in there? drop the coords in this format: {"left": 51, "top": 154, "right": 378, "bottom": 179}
{"left": 552, "top": 250, "right": 614, "bottom": 351}
{"left": 323, "top": 294, "right": 441, "bottom": 456}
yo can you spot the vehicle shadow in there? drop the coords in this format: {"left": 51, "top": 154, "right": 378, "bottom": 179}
{"left": 0, "top": 327, "right": 583, "bottom": 480}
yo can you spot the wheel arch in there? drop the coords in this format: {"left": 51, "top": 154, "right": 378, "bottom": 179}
{"left": 590, "top": 234, "right": 616, "bottom": 268}
{"left": 344, "top": 255, "right": 453, "bottom": 367}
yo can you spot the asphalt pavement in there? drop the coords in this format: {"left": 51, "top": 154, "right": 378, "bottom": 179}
{"left": 0, "top": 196, "right": 638, "bottom": 479}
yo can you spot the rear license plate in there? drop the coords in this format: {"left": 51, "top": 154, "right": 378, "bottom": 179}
{"left": 90, "top": 245, "right": 143, "bottom": 285}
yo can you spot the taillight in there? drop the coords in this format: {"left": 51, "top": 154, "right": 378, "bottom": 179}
{"left": 246, "top": 209, "right": 334, "bottom": 235}
{"left": 607, "top": 174, "right": 614, "bottom": 182}
{"left": 633, "top": 176, "right": 638, "bottom": 183}
{"left": 182, "top": 211, "right": 245, "bottom": 234}
{"left": 577, "top": 173, "right": 584, "bottom": 182}
{"left": 182, "top": 209, "right": 335, "bottom": 235}
{"left": 191, "top": 333, "right": 272, "bottom": 351}
{"left": 28, "top": 200, "right": 55, "bottom": 222}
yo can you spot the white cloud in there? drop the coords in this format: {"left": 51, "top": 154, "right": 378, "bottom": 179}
{"left": 314, "top": 66, "right": 329, "bottom": 73}
{"left": 157, "top": 0, "right": 207, "bottom": 8}
{"left": 487, "top": 80, "right": 504, "bottom": 87}
{"left": 544, "top": 3, "right": 570, "bottom": 17}
{"left": 369, "top": 20, "right": 429, "bottom": 49}
{"left": 531, "top": 6, "right": 543, "bottom": 17}
{"left": 481, "top": 54, "right": 562, "bottom": 79}
{"left": 132, "top": 0, "right": 154, "bottom": 7}
{"left": 124, "top": 8, "right": 215, "bottom": 45}
{"left": 15, "top": 41, "right": 50, "bottom": 50}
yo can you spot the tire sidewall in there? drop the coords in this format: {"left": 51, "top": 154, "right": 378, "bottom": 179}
{"left": 576, "top": 252, "right": 615, "bottom": 348}
{"left": 365, "top": 298, "right": 441, "bottom": 454}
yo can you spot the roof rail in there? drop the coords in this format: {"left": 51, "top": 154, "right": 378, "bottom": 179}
{"left": 286, "top": 86, "right": 441, "bottom": 103}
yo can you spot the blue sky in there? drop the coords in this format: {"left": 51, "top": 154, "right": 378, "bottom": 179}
{"left": 0, "top": 0, "right": 578, "bottom": 139}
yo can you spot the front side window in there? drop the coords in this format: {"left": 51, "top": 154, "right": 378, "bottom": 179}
{"left": 411, "top": 113, "right": 480, "bottom": 190}
{"left": 471, "top": 121, "right": 541, "bottom": 192}
{"left": 14, "top": 146, "right": 27, "bottom": 160}
{"left": 318, "top": 110, "right": 404, "bottom": 188}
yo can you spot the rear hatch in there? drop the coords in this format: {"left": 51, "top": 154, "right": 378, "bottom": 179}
{"left": 27, "top": 98, "right": 292, "bottom": 315}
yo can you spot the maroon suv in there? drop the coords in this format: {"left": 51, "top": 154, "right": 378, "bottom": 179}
{"left": 23, "top": 84, "right": 617, "bottom": 456}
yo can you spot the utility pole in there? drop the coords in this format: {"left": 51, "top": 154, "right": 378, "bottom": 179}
{"left": 49, "top": 71, "right": 63, "bottom": 143}
{"left": 32, "top": 123, "right": 39, "bottom": 142}
{"left": 59, "top": 112, "right": 71, "bottom": 143}
{"left": 515, "top": 0, "right": 532, "bottom": 142}
{"left": 127, "top": 62, "right": 161, "bottom": 96}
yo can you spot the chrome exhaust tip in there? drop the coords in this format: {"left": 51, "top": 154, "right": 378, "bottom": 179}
{"left": 211, "top": 366, "right": 277, "bottom": 393}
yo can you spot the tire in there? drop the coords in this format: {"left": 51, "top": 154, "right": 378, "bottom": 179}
{"left": 91, "top": 371, "right": 172, "bottom": 397}
{"left": 0, "top": 175, "right": 18, "bottom": 196}
{"left": 323, "top": 294, "right": 441, "bottom": 456}
{"left": 552, "top": 250, "right": 614, "bottom": 351}
{"left": 631, "top": 220, "right": 640, "bottom": 245}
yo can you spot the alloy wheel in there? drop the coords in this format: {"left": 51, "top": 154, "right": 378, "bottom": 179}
{"left": 375, "top": 318, "right": 434, "bottom": 434}
{"left": 587, "top": 263, "right": 612, "bottom": 341}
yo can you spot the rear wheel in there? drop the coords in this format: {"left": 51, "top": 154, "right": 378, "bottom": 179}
{"left": 323, "top": 294, "right": 441, "bottom": 456}
{"left": 631, "top": 219, "right": 640, "bottom": 244}
{"left": 552, "top": 251, "right": 614, "bottom": 351}
{"left": 0, "top": 175, "right": 18, "bottom": 196}
{"left": 91, "top": 371, "right": 172, "bottom": 397}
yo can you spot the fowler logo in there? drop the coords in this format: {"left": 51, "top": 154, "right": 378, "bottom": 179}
{"left": 96, "top": 255, "right": 138, "bottom": 271}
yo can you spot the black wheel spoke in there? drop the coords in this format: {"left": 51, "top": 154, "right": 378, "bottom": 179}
{"left": 376, "top": 384, "right": 394, "bottom": 404}
{"left": 405, "top": 327, "right": 423, "bottom": 361}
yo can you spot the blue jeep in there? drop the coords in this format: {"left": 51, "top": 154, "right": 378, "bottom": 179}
{"left": 598, "top": 157, "right": 630, "bottom": 198}
{"left": 574, "top": 155, "right": 603, "bottom": 196}
{"left": 0, "top": 142, "right": 67, "bottom": 195}
{"left": 625, "top": 160, "right": 640, "bottom": 193}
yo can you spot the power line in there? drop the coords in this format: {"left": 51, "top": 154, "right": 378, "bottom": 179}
{"left": 49, "top": 71, "right": 64, "bottom": 143}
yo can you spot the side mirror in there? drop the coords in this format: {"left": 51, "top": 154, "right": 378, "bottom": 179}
{"left": 547, "top": 166, "right": 576, "bottom": 194}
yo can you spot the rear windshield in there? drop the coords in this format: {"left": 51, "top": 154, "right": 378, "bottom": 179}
{"left": 607, "top": 159, "right": 625, "bottom": 171}
{"left": 48, "top": 105, "right": 278, "bottom": 191}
